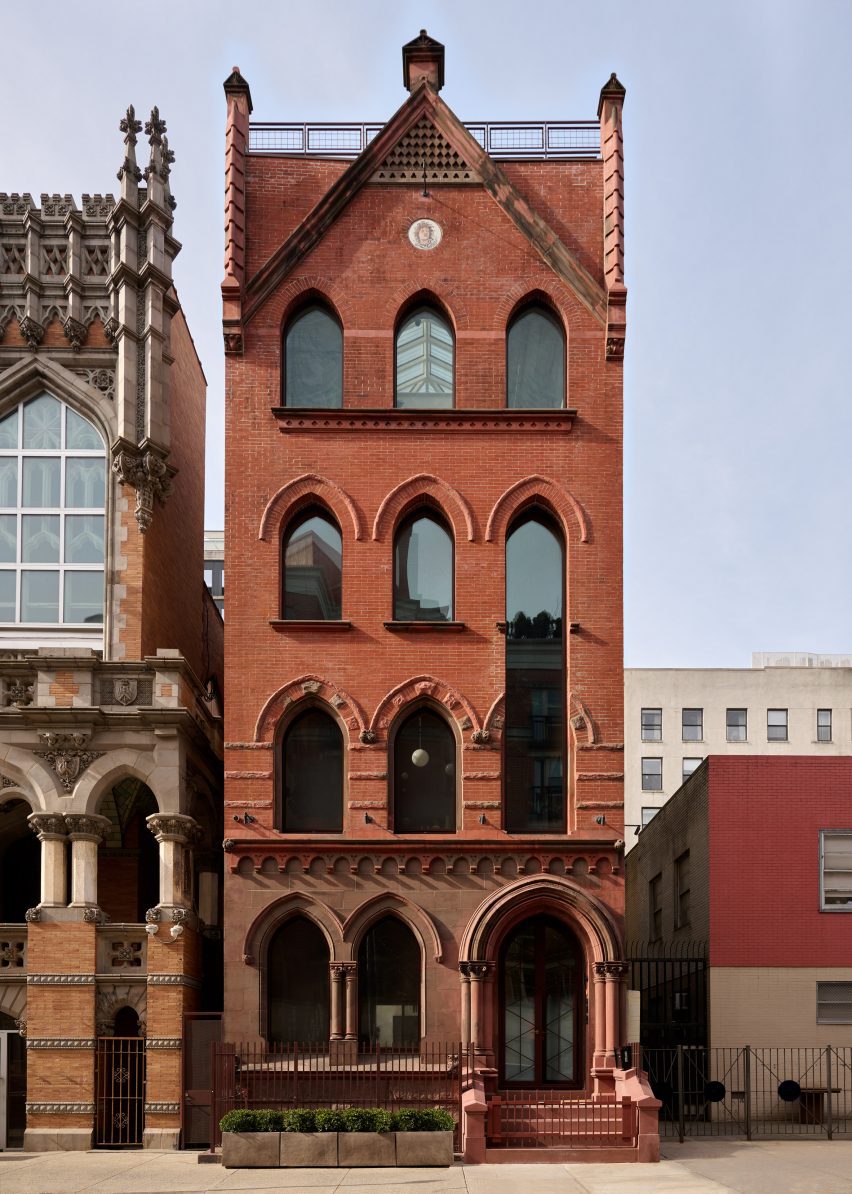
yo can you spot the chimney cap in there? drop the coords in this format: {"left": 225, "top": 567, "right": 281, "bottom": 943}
{"left": 224, "top": 66, "right": 253, "bottom": 114}
{"left": 597, "top": 72, "right": 626, "bottom": 117}
{"left": 402, "top": 29, "right": 445, "bottom": 92}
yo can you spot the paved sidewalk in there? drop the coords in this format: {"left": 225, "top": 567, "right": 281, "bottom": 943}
{"left": 2, "top": 1141, "right": 852, "bottom": 1193}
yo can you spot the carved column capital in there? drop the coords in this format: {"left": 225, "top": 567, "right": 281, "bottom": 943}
{"left": 112, "top": 441, "right": 175, "bottom": 534}
{"left": 593, "top": 960, "right": 629, "bottom": 980}
{"left": 330, "top": 962, "right": 356, "bottom": 979}
{"left": 28, "top": 812, "right": 68, "bottom": 841}
{"left": 64, "top": 813, "right": 110, "bottom": 842}
{"left": 467, "top": 961, "right": 495, "bottom": 981}
{"left": 145, "top": 813, "right": 197, "bottom": 844}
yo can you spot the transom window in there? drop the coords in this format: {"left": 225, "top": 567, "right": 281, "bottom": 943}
{"left": 0, "top": 394, "right": 105, "bottom": 625}
{"left": 506, "top": 305, "right": 565, "bottom": 408}
{"left": 283, "top": 304, "right": 343, "bottom": 408}
{"left": 395, "top": 307, "right": 453, "bottom": 408}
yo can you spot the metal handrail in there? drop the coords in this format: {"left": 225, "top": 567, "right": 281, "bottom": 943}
{"left": 249, "top": 120, "right": 600, "bottom": 159}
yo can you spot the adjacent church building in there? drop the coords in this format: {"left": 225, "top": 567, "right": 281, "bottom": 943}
{"left": 222, "top": 33, "right": 656, "bottom": 1158}
{"left": 0, "top": 114, "right": 223, "bottom": 1151}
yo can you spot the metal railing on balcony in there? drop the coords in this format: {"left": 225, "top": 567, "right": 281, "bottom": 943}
{"left": 249, "top": 120, "right": 600, "bottom": 160}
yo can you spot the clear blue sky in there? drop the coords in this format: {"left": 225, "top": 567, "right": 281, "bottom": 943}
{"left": 5, "top": 1, "right": 851, "bottom": 666}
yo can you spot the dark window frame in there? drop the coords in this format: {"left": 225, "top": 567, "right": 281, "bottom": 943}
{"left": 682, "top": 757, "right": 702, "bottom": 783}
{"left": 818, "top": 708, "right": 832, "bottom": 743}
{"left": 681, "top": 707, "right": 703, "bottom": 741}
{"left": 503, "top": 505, "right": 567, "bottom": 834}
{"left": 641, "top": 757, "right": 663, "bottom": 792}
{"left": 649, "top": 872, "right": 663, "bottom": 941}
{"left": 389, "top": 699, "right": 459, "bottom": 834}
{"left": 393, "top": 300, "right": 456, "bottom": 410}
{"left": 675, "top": 850, "right": 691, "bottom": 928}
{"left": 392, "top": 505, "right": 454, "bottom": 623}
{"left": 505, "top": 300, "right": 567, "bottom": 410}
{"left": 726, "top": 707, "right": 747, "bottom": 742}
{"left": 641, "top": 707, "right": 662, "bottom": 741}
{"left": 767, "top": 708, "right": 788, "bottom": 741}
{"left": 357, "top": 914, "right": 422, "bottom": 1049}
{"left": 281, "top": 300, "right": 344, "bottom": 409}
{"left": 265, "top": 914, "right": 331, "bottom": 1043}
{"left": 276, "top": 702, "right": 345, "bottom": 833}
{"left": 280, "top": 503, "right": 343, "bottom": 621}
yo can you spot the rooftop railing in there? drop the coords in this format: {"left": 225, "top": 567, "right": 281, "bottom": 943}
{"left": 249, "top": 120, "right": 600, "bottom": 159}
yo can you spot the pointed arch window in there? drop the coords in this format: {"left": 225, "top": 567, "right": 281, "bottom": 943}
{"left": 507, "top": 305, "right": 565, "bottom": 409}
{"left": 280, "top": 708, "right": 343, "bottom": 832}
{"left": 268, "top": 916, "right": 330, "bottom": 1043}
{"left": 504, "top": 511, "right": 565, "bottom": 832}
{"left": 393, "top": 707, "right": 456, "bottom": 833}
{"left": 283, "top": 304, "right": 343, "bottom": 408}
{"left": 395, "top": 307, "right": 454, "bottom": 408}
{"left": 393, "top": 511, "right": 452, "bottom": 621}
{"left": 0, "top": 393, "right": 106, "bottom": 626}
{"left": 358, "top": 917, "right": 420, "bottom": 1048}
{"left": 283, "top": 509, "right": 342, "bottom": 619}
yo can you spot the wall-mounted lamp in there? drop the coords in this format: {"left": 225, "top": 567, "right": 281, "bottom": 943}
{"left": 233, "top": 812, "right": 256, "bottom": 825}
{"left": 144, "top": 923, "right": 158, "bottom": 938}
{"left": 170, "top": 923, "right": 184, "bottom": 940}
{"left": 478, "top": 814, "right": 487, "bottom": 825}
{"left": 594, "top": 815, "right": 606, "bottom": 826}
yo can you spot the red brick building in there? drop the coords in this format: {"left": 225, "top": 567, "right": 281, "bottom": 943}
{"left": 222, "top": 33, "right": 657, "bottom": 1159}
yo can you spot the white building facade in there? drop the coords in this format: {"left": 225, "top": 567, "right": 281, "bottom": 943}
{"left": 625, "top": 653, "right": 852, "bottom": 848}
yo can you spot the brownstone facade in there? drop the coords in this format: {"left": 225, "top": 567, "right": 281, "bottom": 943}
{"left": 222, "top": 33, "right": 657, "bottom": 1159}
{"left": 0, "top": 115, "right": 222, "bottom": 1151}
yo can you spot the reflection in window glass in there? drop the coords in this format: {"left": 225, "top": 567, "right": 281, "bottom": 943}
{"left": 0, "top": 516, "right": 16, "bottom": 563}
{"left": 507, "top": 307, "right": 565, "bottom": 408}
{"left": 505, "top": 514, "right": 564, "bottom": 832}
{"left": 284, "top": 306, "right": 343, "bottom": 408}
{"left": 22, "top": 395, "right": 61, "bottom": 449}
{"left": 393, "top": 709, "right": 455, "bottom": 832}
{"left": 23, "top": 459, "right": 60, "bottom": 507}
{"left": 393, "top": 513, "right": 452, "bottom": 621}
{"left": 281, "top": 709, "right": 343, "bottom": 832}
{"left": 22, "top": 571, "right": 59, "bottom": 622}
{"left": 22, "top": 515, "right": 59, "bottom": 563}
{"left": 358, "top": 917, "right": 420, "bottom": 1048}
{"left": 63, "top": 572, "right": 104, "bottom": 623}
{"left": 283, "top": 512, "right": 342, "bottom": 619}
{"left": 0, "top": 394, "right": 105, "bottom": 626}
{"left": 395, "top": 308, "right": 454, "bottom": 408}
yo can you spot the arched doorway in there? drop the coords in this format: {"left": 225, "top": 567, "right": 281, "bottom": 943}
{"left": 0, "top": 799, "right": 39, "bottom": 921}
{"left": 358, "top": 917, "right": 420, "bottom": 1049}
{"left": 97, "top": 779, "right": 159, "bottom": 922}
{"left": 267, "top": 916, "right": 330, "bottom": 1043}
{"left": 500, "top": 915, "right": 583, "bottom": 1087}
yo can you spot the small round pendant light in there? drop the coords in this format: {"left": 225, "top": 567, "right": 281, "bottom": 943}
{"left": 411, "top": 714, "right": 430, "bottom": 767}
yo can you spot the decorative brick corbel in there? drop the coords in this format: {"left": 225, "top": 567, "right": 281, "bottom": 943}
{"left": 63, "top": 316, "right": 88, "bottom": 351}
{"left": 112, "top": 440, "right": 175, "bottom": 533}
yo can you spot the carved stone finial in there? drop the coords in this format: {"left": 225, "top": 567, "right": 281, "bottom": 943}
{"left": 161, "top": 135, "right": 177, "bottom": 211}
{"left": 118, "top": 105, "right": 143, "bottom": 184}
{"left": 145, "top": 106, "right": 166, "bottom": 146}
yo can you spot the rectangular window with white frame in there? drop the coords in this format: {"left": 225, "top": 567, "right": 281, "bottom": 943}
{"left": 641, "top": 707, "right": 662, "bottom": 741}
{"left": 641, "top": 757, "right": 662, "bottom": 791}
{"left": 817, "top": 982, "right": 852, "bottom": 1024}
{"left": 682, "top": 708, "right": 703, "bottom": 741}
{"left": 820, "top": 830, "right": 852, "bottom": 910}
{"left": 726, "top": 708, "right": 747, "bottom": 742}
{"left": 641, "top": 806, "right": 660, "bottom": 828}
{"left": 682, "top": 757, "right": 702, "bottom": 783}
{"left": 817, "top": 709, "right": 832, "bottom": 743}
{"left": 767, "top": 708, "right": 788, "bottom": 741}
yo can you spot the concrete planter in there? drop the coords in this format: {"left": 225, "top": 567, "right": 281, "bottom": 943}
{"left": 280, "top": 1131, "right": 339, "bottom": 1167}
{"left": 222, "top": 1131, "right": 280, "bottom": 1169}
{"left": 394, "top": 1130, "right": 454, "bottom": 1166}
{"left": 337, "top": 1130, "right": 397, "bottom": 1167}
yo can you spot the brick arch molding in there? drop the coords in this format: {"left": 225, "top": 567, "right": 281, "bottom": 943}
{"left": 485, "top": 475, "right": 589, "bottom": 544}
{"left": 341, "top": 892, "right": 442, "bottom": 963}
{"left": 372, "top": 473, "right": 476, "bottom": 542}
{"left": 369, "top": 675, "right": 481, "bottom": 740}
{"left": 254, "top": 674, "right": 368, "bottom": 744}
{"left": 258, "top": 473, "right": 363, "bottom": 543}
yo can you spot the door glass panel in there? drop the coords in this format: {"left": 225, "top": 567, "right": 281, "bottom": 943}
{"left": 503, "top": 925, "right": 536, "bottom": 1082}
{"left": 544, "top": 925, "right": 576, "bottom": 1081}
{"left": 502, "top": 917, "right": 579, "bottom": 1086}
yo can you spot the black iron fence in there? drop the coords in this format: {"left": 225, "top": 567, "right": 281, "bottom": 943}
{"left": 95, "top": 1037, "right": 145, "bottom": 1148}
{"left": 628, "top": 940, "right": 708, "bottom": 1050}
{"left": 211, "top": 1041, "right": 471, "bottom": 1149}
{"left": 638, "top": 1045, "right": 852, "bottom": 1140}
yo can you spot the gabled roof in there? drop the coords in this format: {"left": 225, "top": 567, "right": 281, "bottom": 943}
{"left": 243, "top": 82, "right": 607, "bottom": 326}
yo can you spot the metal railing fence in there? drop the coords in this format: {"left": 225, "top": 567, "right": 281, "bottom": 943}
{"left": 486, "top": 1090, "right": 636, "bottom": 1149}
{"left": 638, "top": 1045, "right": 852, "bottom": 1140}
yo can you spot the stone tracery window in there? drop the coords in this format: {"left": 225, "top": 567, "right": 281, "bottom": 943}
{"left": 283, "top": 304, "right": 343, "bottom": 408}
{"left": 506, "top": 304, "right": 565, "bottom": 409}
{"left": 395, "top": 307, "right": 454, "bottom": 408}
{"left": 0, "top": 393, "right": 106, "bottom": 625}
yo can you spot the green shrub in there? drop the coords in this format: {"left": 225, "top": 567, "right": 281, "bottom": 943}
{"left": 219, "top": 1109, "right": 259, "bottom": 1133}
{"left": 281, "top": 1108, "right": 317, "bottom": 1133}
{"left": 314, "top": 1108, "right": 345, "bottom": 1132}
{"left": 392, "top": 1108, "right": 455, "bottom": 1132}
{"left": 340, "top": 1107, "right": 393, "bottom": 1133}
{"left": 254, "top": 1108, "right": 285, "bottom": 1132}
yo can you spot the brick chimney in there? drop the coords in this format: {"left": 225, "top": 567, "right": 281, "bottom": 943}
{"left": 402, "top": 29, "right": 445, "bottom": 92}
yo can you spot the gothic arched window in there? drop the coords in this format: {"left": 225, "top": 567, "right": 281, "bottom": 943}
{"left": 504, "top": 511, "right": 565, "bottom": 831}
{"left": 283, "top": 304, "right": 343, "bottom": 408}
{"left": 0, "top": 394, "right": 106, "bottom": 626}
{"left": 393, "top": 511, "right": 452, "bottom": 621}
{"left": 506, "top": 305, "right": 565, "bottom": 409}
{"left": 393, "top": 707, "right": 456, "bottom": 833}
{"left": 358, "top": 917, "right": 420, "bottom": 1048}
{"left": 280, "top": 708, "right": 343, "bottom": 832}
{"left": 395, "top": 307, "right": 454, "bottom": 408}
{"left": 282, "top": 509, "right": 342, "bottom": 620}
{"left": 268, "top": 916, "right": 330, "bottom": 1043}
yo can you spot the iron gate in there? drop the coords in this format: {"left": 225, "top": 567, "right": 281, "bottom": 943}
{"left": 628, "top": 940, "right": 707, "bottom": 1049}
{"left": 95, "top": 1037, "right": 145, "bottom": 1147}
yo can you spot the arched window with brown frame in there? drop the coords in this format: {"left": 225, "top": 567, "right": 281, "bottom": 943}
{"left": 358, "top": 916, "right": 420, "bottom": 1049}
{"left": 282, "top": 507, "right": 342, "bottom": 620}
{"left": 506, "top": 303, "right": 565, "bottom": 409}
{"left": 279, "top": 707, "right": 343, "bottom": 832}
{"left": 267, "top": 916, "right": 331, "bottom": 1043}
{"left": 282, "top": 303, "right": 343, "bottom": 408}
{"left": 504, "top": 508, "right": 566, "bottom": 832}
{"left": 392, "top": 705, "right": 457, "bottom": 833}
{"left": 395, "top": 306, "right": 454, "bottom": 408}
{"left": 393, "top": 509, "right": 453, "bottom": 622}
